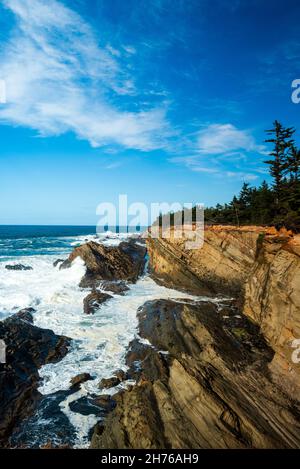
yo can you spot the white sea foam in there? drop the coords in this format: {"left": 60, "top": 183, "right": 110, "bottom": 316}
{"left": 0, "top": 233, "right": 208, "bottom": 448}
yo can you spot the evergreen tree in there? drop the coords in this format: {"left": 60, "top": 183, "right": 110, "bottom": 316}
{"left": 288, "top": 145, "right": 300, "bottom": 181}
{"left": 264, "top": 120, "right": 295, "bottom": 207}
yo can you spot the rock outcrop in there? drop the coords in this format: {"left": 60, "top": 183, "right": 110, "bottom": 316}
{"left": 147, "top": 226, "right": 261, "bottom": 297}
{"left": 0, "top": 312, "right": 70, "bottom": 447}
{"left": 5, "top": 264, "right": 33, "bottom": 271}
{"left": 91, "top": 299, "right": 300, "bottom": 449}
{"left": 83, "top": 290, "right": 112, "bottom": 314}
{"left": 147, "top": 227, "right": 300, "bottom": 398}
{"left": 243, "top": 233, "right": 300, "bottom": 398}
{"left": 70, "top": 373, "right": 93, "bottom": 388}
{"left": 60, "top": 239, "right": 146, "bottom": 288}
{"left": 91, "top": 226, "right": 300, "bottom": 449}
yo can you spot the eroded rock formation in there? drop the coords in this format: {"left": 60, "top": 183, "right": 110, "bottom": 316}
{"left": 0, "top": 312, "right": 70, "bottom": 447}
{"left": 60, "top": 239, "right": 146, "bottom": 288}
{"left": 91, "top": 299, "right": 300, "bottom": 449}
{"left": 91, "top": 226, "right": 300, "bottom": 449}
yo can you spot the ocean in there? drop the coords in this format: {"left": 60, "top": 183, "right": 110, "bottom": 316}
{"left": 0, "top": 225, "right": 197, "bottom": 448}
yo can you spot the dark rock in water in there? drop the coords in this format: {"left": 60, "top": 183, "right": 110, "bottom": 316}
{"left": 83, "top": 290, "right": 112, "bottom": 315}
{"left": 98, "top": 376, "right": 120, "bottom": 389}
{"left": 92, "top": 395, "right": 116, "bottom": 411}
{"left": 60, "top": 239, "right": 146, "bottom": 289}
{"left": 114, "top": 369, "right": 128, "bottom": 382}
{"left": 5, "top": 264, "right": 33, "bottom": 271}
{"left": 99, "top": 280, "right": 129, "bottom": 295}
{"left": 68, "top": 396, "right": 104, "bottom": 416}
{"left": 14, "top": 308, "right": 36, "bottom": 324}
{"left": 126, "top": 338, "right": 169, "bottom": 382}
{"left": 53, "top": 259, "right": 65, "bottom": 268}
{"left": 91, "top": 299, "right": 300, "bottom": 450}
{"left": 0, "top": 315, "right": 71, "bottom": 447}
{"left": 70, "top": 373, "right": 93, "bottom": 388}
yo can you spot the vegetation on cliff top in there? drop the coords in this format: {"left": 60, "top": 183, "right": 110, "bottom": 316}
{"left": 204, "top": 121, "right": 300, "bottom": 231}
{"left": 160, "top": 121, "right": 300, "bottom": 231}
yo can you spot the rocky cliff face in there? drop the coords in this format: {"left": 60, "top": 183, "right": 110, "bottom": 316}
{"left": 147, "top": 227, "right": 260, "bottom": 297}
{"left": 147, "top": 227, "right": 300, "bottom": 399}
{"left": 91, "top": 227, "right": 300, "bottom": 449}
{"left": 91, "top": 299, "right": 300, "bottom": 449}
{"left": 243, "top": 233, "right": 300, "bottom": 398}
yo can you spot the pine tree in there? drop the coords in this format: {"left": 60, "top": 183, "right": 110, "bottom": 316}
{"left": 264, "top": 120, "right": 295, "bottom": 208}
{"left": 288, "top": 145, "right": 300, "bottom": 181}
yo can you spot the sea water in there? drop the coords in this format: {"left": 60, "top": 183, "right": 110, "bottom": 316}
{"left": 0, "top": 226, "right": 202, "bottom": 448}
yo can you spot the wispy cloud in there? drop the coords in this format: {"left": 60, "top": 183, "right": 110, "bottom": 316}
{"left": 0, "top": 0, "right": 171, "bottom": 151}
{"left": 197, "top": 123, "right": 265, "bottom": 156}
{"left": 169, "top": 123, "right": 266, "bottom": 181}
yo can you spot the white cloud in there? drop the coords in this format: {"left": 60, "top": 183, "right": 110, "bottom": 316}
{"left": 0, "top": 0, "right": 170, "bottom": 150}
{"left": 169, "top": 123, "right": 265, "bottom": 181}
{"left": 197, "top": 123, "right": 265, "bottom": 155}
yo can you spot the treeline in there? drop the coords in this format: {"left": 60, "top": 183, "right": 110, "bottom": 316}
{"left": 204, "top": 120, "right": 300, "bottom": 231}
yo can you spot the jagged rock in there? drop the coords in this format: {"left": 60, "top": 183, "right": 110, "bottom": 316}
{"left": 0, "top": 315, "right": 70, "bottom": 447}
{"left": 93, "top": 395, "right": 116, "bottom": 411}
{"left": 70, "top": 373, "right": 93, "bottom": 388}
{"left": 147, "top": 227, "right": 300, "bottom": 399}
{"left": 99, "top": 281, "right": 129, "bottom": 295}
{"left": 14, "top": 308, "right": 36, "bottom": 323}
{"left": 244, "top": 234, "right": 300, "bottom": 398}
{"left": 126, "top": 338, "right": 170, "bottom": 381}
{"left": 146, "top": 227, "right": 261, "bottom": 296}
{"left": 60, "top": 239, "right": 146, "bottom": 288}
{"left": 98, "top": 377, "right": 121, "bottom": 389}
{"left": 5, "top": 264, "right": 33, "bottom": 271}
{"left": 91, "top": 299, "right": 300, "bottom": 449}
{"left": 53, "top": 259, "right": 65, "bottom": 268}
{"left": 83, "top": 290, "right": 112, "bottom": 314}
{"left": 114, "top": 369, "right": 128, "bottom": 382}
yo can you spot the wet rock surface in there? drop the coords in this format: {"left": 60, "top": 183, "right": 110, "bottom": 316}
{"left": 83, "top": 290, "right": 112, "bottom": 314}
{"left": 91, "top": 298, "right": 300, "bottom": 449}
{"left": 98, "top": 376, "right": 121, "bottom": 389}
{"left": 99, "top": 280, "right": 130, "bottom": 295}
{"left": 14, "top": 307, "right": 36, "bottom": 323}
{"left": 0, "top": 312, "right": 71, "bottom": 447}
{"left": 5, "top": 264, "right": 33, "bottom": 271}
{"left": 70, "top": 373, "right": 93, "bottom": 388}
{"left": 60, "top": 239, "right": 146, "bottom": 289}
{"left": 53, "top": 259, "right": 65, "bottom": 268}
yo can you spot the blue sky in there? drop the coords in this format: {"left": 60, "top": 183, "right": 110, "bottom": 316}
{"left": 0, "top": 0, "right": 300, "bottom": 225}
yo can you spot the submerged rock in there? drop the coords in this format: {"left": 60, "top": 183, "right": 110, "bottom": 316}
{"left": 99, "top": 280, "right": 130, "bottom": 295}
{"left": 53, "top": 259, "right": 65, "bottom": 268}
{"left": 60, "top": 239, "right": 146, "bottom": 288}
{"left": 83, "top": 290, "right": 112, "bottom": 314}
{"left": 98, "top": 376, "right": 121, "bottom": 389}
{"left": 14, "top": 308, "right": 36, "bottom": 324}
{"left": 5, "top": 264, "right": 33, "bottom": 271}
{"left": 0, "top": 314, "right": 71, "bottom": 447}
{"left": 70, "top": 373, "right": 93, "bottom": 388}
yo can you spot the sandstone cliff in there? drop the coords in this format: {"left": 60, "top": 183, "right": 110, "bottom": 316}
{"left": 91, "top": 226, "right": 300, "bottom": 449}
{"left": 147, "top": 226, "right": 300, "bottom": 399}
{"left": 91, "top": 299, "right": 300, "bottom": 449}
{"left": 146, "top": 226, "right": 260, "bottom": 297}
